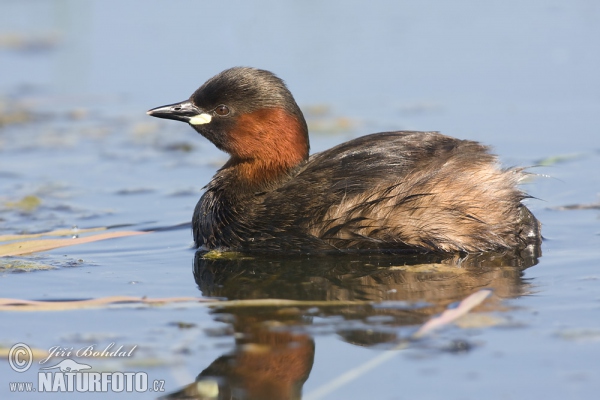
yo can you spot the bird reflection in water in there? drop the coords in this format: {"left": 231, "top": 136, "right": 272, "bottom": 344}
{"left": 162, "top": 244, "right": 540, "bottom": 400}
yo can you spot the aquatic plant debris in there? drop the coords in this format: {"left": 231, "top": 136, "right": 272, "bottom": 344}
{"left": 534, "top": 153, "right": 586, "bottom": 166}
{"left": 0, "top": 297, "right": 379, "bottom": 312}
{"left": 3, "top": 195, "right": 41, "bottom": 212}
{"left": 0, "top": 345, "right": 49, "bottom": 361}
{"left": 0, "top": 230, "right": 150, "bottom": 257}
{"left": 413, "top": 289, "right": 492, "bottom": 337}
{"left": 0, "top": 296, "right": 212, "bottom": 311}
{"left": 554, "top": 201, "right": 600, "bottom": 211}
{"left": 304, "top": 289, "right": 493, "bottom": 400}
{"left": 0, "top": 259, "right": 56, "bottom": 272}
{"left": 0, "top": 227, "right": 107, "bottom": 242}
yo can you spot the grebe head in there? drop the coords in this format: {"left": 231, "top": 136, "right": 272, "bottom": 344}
{"left": 147, "top": 67, "right": 309, "bottom": 167}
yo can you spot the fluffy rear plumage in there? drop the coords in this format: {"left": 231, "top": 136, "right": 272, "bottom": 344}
{"left": 195, "top": 131, "right": 540, "bottom": 253}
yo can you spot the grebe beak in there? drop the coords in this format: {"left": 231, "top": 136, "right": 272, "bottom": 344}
{"left": 147, "top": 101, "right": 211, "bottom": 125}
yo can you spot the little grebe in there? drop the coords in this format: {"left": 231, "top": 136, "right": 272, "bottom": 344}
{"left": 148, "top": 67, "right": 541, "bottom": 254}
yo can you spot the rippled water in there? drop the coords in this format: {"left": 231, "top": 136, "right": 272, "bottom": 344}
{"left": 1, "top": 1, "right": 599, "bottom": 399}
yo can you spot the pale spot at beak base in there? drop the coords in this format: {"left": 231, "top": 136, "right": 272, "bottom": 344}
{"left": 189, "top": 113, "right": 212, "bottom": 125}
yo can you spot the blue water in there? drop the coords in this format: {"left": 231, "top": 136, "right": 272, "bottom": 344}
{"left": 1, "top": 1, "right": 599, "bottom": 399}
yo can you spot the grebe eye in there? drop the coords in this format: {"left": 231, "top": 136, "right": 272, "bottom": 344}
{"left": 214, "top": 105, "right": 230, "bottom": 116}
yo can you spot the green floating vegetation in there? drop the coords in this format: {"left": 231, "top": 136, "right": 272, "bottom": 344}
{"left": 201, "top": 250, "right": 254, "bottom": 260}
{"left": 168, "top": 321, "right": 197, "bottom": 329}
{"left": 3, "top": 195, "right": 41, "bottom": 212}
{"left": 161, "top": 142, "right": 195, "bottom": 152}
{"left": 0, "top": 259, "right": 56, "bottom": 272}
{"left": 535, "top": 153, "right": 585, "bottom": 166}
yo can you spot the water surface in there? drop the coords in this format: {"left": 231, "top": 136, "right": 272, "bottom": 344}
{"left": 1, "top": 1, "right": 599, "bottom": 399}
